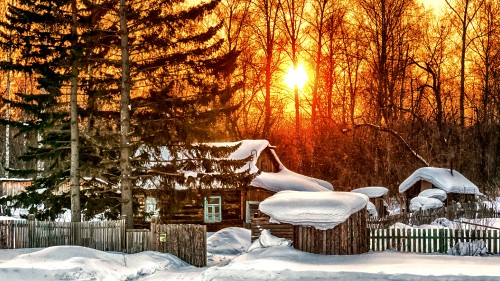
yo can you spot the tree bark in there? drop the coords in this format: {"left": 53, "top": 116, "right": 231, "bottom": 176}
{"left": 119, "top": 0, "right": 133, "bottom": 229}
{"left": 70, "top": 0, "right": 81, "bottom": 222}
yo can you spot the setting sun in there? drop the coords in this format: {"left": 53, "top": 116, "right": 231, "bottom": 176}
{"left": 284, "top": 64, "right": 308, "bottom": 90}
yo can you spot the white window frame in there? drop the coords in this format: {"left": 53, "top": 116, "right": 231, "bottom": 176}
{"left": 204, "top": 196, "right": 222, "bottom": 223}
{"left": 145, "top": 197, "right": 158, "bottom": 222}
{"left": 246, "top": 201, "right": 261, "bottom": 223}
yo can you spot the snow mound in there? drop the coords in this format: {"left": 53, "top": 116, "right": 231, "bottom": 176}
{"left": 207, "top": 227, "right": 251, "bottom": 255}
{"left": 259, "top": 190, "right": 368, "bottom": 230}
{"left": 366, "top": 201, "right": 378, "bottom": 218}
{"left": 447, "top": 240, "right": 489, "bottom": 256}
{"left": 431, "top": 218, "right": 456, "bottom": 228}
{"left": 418, "top": 189, "right": 447, "bottom": 201}
{"left": 247, "top": 229, "right": 292, "bottom": 252}
{"left": 351, "top": 186, "right": 388, "bottom": 198}
{"left": 0, "top": 246, "right": 190, "bottom": 281}
{"left": 409, "top": 196, "right": 443, "bottom": 212}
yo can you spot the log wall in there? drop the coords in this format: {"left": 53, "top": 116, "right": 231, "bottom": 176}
{"left": 251, "top": 209, "right": 369, "bottom": 255}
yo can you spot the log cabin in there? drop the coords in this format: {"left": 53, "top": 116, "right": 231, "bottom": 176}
{"left": 399, "top": 167, "right": 480, "bottom": 211}
{"left": 135, "top": 140, "right": 333, "bottom": 231}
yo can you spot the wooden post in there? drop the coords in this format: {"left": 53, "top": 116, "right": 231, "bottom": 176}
{"left": 150, "top": 215, "right": 158, "bottom": 252}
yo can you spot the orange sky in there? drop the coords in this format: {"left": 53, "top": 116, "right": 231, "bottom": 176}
{"left": 420, "top": 0, "right": 445, "bottom": 12}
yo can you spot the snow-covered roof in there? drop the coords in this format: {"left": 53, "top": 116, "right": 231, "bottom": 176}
{"left": 351, "top": 186, "right": 388, "bottom": 198}
{"left": 409, "top": 196, "right": 444, "bottom": 212}
{"left": 418, "top": 188, "right": 447, "bottom": 202}
{"left": 139, "top": 140, "right": 333, "bottom": 192}
{"left": 146, "top": 139, "right": 270, "bottom": 173}
{"left": 258, "top": 190, "right": 368, "bottom": 230}
{"left": 0, "top": 178, "right": 32, "bottom": 182}
{"left": 251, "top": 168, "right": 332, "bottom": 192}
{"left": 399, "top": 167, "right": 480, "bottom": 195}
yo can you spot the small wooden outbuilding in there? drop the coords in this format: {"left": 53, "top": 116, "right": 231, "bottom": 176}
{"left": 251, "top": 190, "right": 369, "bottom": 255}
{"left": 399, "top": 167, "right": 480, "bottom": 210}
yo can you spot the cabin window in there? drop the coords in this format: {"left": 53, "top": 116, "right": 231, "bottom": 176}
{"left": 246, "top": 201, "right": 260, "bottom": 223}
{"left": 145, "top": 197, "right": 158, "bottom": 221}
{"left": 204, "top": 196, "right": 222, "bottom": 223}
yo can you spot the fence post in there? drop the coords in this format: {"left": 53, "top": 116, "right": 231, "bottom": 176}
{"left": 27, "top": 214, "right": 35, "bottom": 248}
{"left": 150, "top": 216, "right": 157, "bottom": 252}
{"left": 121, "top": 215, "right": 127, "bottom": 252}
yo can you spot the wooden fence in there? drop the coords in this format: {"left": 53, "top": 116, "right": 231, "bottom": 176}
{"left": 0, "top": 219, "right": 125, "bottom": 251}
{"left": 370, "top": 228, "right": 500, "bottom": 254}
{"left": 0, "top": 219, "right": 207, "bottom": 267}
{"left": 126, "top": 223, "right": 207, "bottom": 267}
{"left": 368, "top": 202, "right": 500, "bottom": 229}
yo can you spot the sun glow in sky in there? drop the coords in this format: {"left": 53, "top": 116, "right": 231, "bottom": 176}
{"left": 420, "top": 0, "right": 445, "bottom": 12}
{"left": 284, "top": 64, "right": 308, "bottom": 90}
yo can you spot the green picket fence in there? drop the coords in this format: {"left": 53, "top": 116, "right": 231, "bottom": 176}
{"left": 370, "top": 228, "right": 500, "bottom": 254}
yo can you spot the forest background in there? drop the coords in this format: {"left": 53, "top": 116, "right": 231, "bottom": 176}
{"left": 0, "top": 0, "right": 499, "bottom": 224}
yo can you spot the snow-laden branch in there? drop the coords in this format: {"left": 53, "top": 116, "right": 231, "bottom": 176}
{"left": 354, "top": 123, "right": 430, "bottom": 167}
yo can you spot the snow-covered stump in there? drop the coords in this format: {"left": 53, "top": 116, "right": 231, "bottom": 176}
{"left": 293, "top": 209, "right": 368, "bottom": 255}
{"left": 254, "top": 190, "right": 370, "bottom": 255}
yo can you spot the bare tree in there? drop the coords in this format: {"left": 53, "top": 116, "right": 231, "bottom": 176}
{"left": 278, "top": 0, "right": 306, "bottom": 135}
{"left": 252, "top": 0, "right": 282, "bottom": 138}
{"left": 444, "top": 0, "right": 484, "bottom": 127}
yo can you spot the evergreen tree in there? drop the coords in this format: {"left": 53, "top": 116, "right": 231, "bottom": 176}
{"left": 117, "top": 0, "right": 244, "bottom": 225}
{"left": 0, "top": 0, "right": 120, "bottom": 220}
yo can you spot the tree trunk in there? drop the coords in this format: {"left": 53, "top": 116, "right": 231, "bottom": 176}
{"left": 120, "top": 0, "right": 134, "bottom": 229}
{"left": 4, "top": 44, "right": 12, "bottom": 178}
{"left": 459, "top": 1, "right": 468, "bottom": 127}
{"left": 70, "top": 0, "right": 81, "bottom": 223}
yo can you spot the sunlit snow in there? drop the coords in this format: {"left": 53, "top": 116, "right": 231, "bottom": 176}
{"left": 258, "top": 190, "right": 368, "bottom": 230}
{"left": 399, "top": 167, "right": 480, "bottom": 195}
{"left": 351, "top": 186, "right": 388, "bottom": 198}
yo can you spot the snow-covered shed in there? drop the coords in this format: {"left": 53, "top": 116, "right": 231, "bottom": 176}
{"left": 351, "top": 186, "right": 388, "bottom": 217}
{"left": 252, "top": 190, "right": 370, "bottom": 255}
{"left": 399, "top": 167, "right": 480, "bottom": 209}
{"left": 137, "top": 140, "right": 333, "bottom": 230}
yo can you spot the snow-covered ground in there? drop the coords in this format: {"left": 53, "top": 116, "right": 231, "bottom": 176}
{"left": 2, "top": 220, "right": 500, "bottom": 281}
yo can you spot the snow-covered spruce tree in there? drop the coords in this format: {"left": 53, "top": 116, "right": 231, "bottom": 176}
{"left": 116, "top": 0, "right": 245, "bottom": 225}
{"left": 0, "top": 0, "right": 121, "bottom": 221}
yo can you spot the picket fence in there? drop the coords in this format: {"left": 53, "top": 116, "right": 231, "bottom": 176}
{"left": 0, "top": 219, "right": 207, "bottom": 267}
{"left": 370, "top": 228, "right": 500, "bottom": 254}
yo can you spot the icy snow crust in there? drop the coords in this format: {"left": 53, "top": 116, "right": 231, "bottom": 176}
{"left": 259, "top": 191, "right": 369, "bottom": 230}
{"left": 351, "top": 186, "right": 388, "bottom": 198}
{"left": 399, "top": 167, "right": 480, "bottom": 195}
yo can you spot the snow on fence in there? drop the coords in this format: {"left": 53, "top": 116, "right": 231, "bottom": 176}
{"left": 370, "top": 228, "right": 500, "bottom": 254}
{"left": 0, "top": 219, "right": 125, "bottom": 251}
